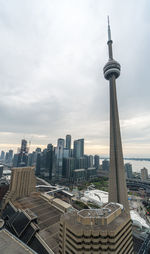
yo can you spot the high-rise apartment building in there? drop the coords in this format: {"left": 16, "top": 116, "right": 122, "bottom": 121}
{"left": 73, "top": 139, "right": 84, "bottom": 159}
{"left": 88, "top": 155, "right": 93, "bottom": 167}
{"left": 102, "top": 159, "right": 110, "bottom": 171}
{"left": 0, "top": 151, "right": 5, "bottom": 161}
{"left": 76, "top": 157, "right": 86, "bottom": 169}
{"left": 62, "top": 157, "right": 75, "bottom": 180}
{"left": 94, "top": 155, "right": 99, "bottom": 169}
{"left": 125, "top": 163, "right": 133, "bottom": 179}
{"left": 0, "top": 165, "right": 3, "bottom": 178}
{"left": 141, "top": 167, "right": 148, "bottom": 181}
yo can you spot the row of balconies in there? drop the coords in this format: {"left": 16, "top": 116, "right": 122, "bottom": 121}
{"left": 64, "top": 220, "right": 131, "bottom": 243}
{"left": 63, "top": 227, "right": 133, "bottom": 252}
{"left": 59, "top": 228, "right": 133, "bottom": 254}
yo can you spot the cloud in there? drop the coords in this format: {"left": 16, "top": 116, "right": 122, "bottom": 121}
{"left": 0, "top": 0, "right": 149, "bottom": 156}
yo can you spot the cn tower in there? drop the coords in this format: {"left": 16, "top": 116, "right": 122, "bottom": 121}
{"left": 103, "top": 17, "right": 129, "bottom": 213}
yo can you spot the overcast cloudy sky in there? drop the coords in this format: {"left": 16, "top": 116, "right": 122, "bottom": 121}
{"left": 0, "top": 0, "right": 150, "bottom": 156}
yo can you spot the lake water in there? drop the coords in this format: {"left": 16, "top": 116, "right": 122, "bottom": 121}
{"left": 101, "top": 159, "right": 150, "bottom": 174}
{"left": 124, "top": 160, "right": 150, "bottom": 174}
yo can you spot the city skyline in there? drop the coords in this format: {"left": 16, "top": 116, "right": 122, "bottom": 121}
{"left": 2, "top": 135, "right": 150, "bottom": 159}
{"left": 0, "top": 1, "right": 150, "bottom": 156}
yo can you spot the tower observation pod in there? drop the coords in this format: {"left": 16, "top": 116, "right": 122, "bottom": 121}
{"left": 103, "top": 17, "right": 121, "bottom": 80}
{"left": 103, "top": 17, "right": 129, "bottom": 213}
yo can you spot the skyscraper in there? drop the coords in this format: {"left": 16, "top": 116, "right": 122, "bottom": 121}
{"left": 88, "top": 155, "right": 93, "bottom": 167}
{"left": 94, "top": 155, "right": 99, "bottom": 169}
{"left": 57, "top": 138, "right": 65, "bottom": 148}
{"left": 36, "top": 152, "right": 41, "bottom": 176}
{"left": 73, "top": 139, "right": 84, "bottom": 159}
{"left": 14, "top": 139, "right": 28, "bottom": 167}
{"left": 102, "top": 159, "right": 110, "bottom": 171}
{"left": 125, "top": 163, "right": 133, "bottom": 179}
{"left": 56, "top": 138, "right": 65, "bottom": 179}
{"left": 141, "top": 167, "right": 148, "bottom": 181}
{"left": 46, "top": 144, "right": 53, "bottom": 180}
{"left": 5, "top": 150, "right": 13, "bottom": 164}
{"left": 20, "top": 139, "right": 28, "bottom": 153}
{"left": 8, "top": 150, "right": 13, "bottom": 163}
{"left": 103, "top": 17, "right": 129, "bottom": 212}
{"left": 0, "top": 151, "right": 5, "bottom": 161}
{"left": 66, "top": 134, "right": 71, "bottom": 150}
{"left": 62, "top": 157, "right": 75, "bottom": 181}
{"left": 0, "top": 165, "right": 3, "bottom": 178}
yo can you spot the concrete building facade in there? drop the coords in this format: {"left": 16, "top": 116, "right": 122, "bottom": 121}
{"left": 59, "top": 203, "right": 133, "bottom": 254}
{"left": 3, "top": 167, "right": 36, "bottom": 207}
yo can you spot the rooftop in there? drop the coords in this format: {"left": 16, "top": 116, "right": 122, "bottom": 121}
{"left": 61, "top": 202, "right": 130, "bottom": 235}
{"left": 13, "top": 193, "right": 63, "bottom": 253}
{"left": 0, "top": 229, "right": 37, "bottom": 254}
{"left": 74, "top": 169, "right": 85, "bottom": 172}
{"left": 77, "top": 203, "right": 123, "bottom": 226}
{"left": 130, "top": 210, "right": 150, "bottom": 229}
{"left": 78, "top": 203, "right": 121, "bottom": 219}
{"left": 84, "top": 189, "right": 108, "bottom": 205}
{"left": 53, "top": 198, "right": 72, "bottom": 209}
{"left": 87, "top": 167, "right": 96, "bottom": 170}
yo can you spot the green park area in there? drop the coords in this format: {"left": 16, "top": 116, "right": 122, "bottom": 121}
{"left": 73, "top": 200, "right": 89, "bottom": 210}
{"left": 77, "top": 177, "right": 108, "bottom": 192}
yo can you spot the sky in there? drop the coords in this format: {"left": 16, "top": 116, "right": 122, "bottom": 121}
{"left": 0, "top": 0, "right": 150, "bottom": 157}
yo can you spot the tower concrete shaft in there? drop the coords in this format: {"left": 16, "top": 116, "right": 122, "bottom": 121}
{"left": 103, "top": 18, "right": 129, "bottom": 213}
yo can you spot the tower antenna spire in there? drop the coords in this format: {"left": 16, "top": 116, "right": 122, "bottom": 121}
{"left": 107, "top": 16, "right": 113, "bottom": 59}
{"left": 107, "top": 16, "right": 111, "bottom": 41}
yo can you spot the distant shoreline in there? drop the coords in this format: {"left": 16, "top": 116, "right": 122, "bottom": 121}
{"left": 100, "top": 157, "right": 150, "bottom": 161}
